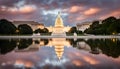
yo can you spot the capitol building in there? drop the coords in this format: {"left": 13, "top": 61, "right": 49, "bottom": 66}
{"left": 46, "top": 12, "right": 71, "bottom": 36}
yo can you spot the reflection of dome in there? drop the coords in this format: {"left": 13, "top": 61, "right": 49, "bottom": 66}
{"left": 54, "top": 45, "right": 64, "bottom": 60}
{"left": 46, "top": 38, "right": 71, "bottom": 60}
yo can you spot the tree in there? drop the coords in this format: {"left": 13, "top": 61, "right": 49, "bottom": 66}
{"left": 84, "top": 21, "right": 101, "bottom": 35}
{"left": 0, "top": 19, "right": 16, "bottom": 35}
{"left": 34, "top": 28, "right": 42, "bottom": 34}
{"left": 86, "top": 39, "right": 120, "bottom": 58}
{"left": 18, "top": 24, "right": 33, "bottom": 35}
{"left": 0, "top": 39, "right": 17, "bottom": 54}
{"left": 116, "top": 19, "right": 120, "bottom": 33}
{"left": 43, "top": 28, "right": 49, "bottom": 33}
{"left": 102, "top": 16, "right": 117, "bottom": 24}
{"left": 102, "top": 16, "right": 117, "bottom": 34}
{"left": 90, "top": 21, "right": 100, "bottom": 28}
{"left": 68, "top": 27, "right": 77, "bottom": 33}
{"left": 76, "top": 30, "right": 83, "bottom": 35}
{"left": 34, "top": 28, "right": 49, "bottom": 33}
{"left": 84, "top": 16, "right": 120, "bottom": 35}
{"left": 18, "top": 39, "right": 32, "bottom": 49}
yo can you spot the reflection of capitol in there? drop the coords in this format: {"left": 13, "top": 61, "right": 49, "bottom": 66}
{"left": 32, "top": 38, "right": 70, "bottom": 59}
{"left": 49, "top": 38, "right": 70, "bottom": 59}
{"left": 15, "top": 38, "right": 70, "bottom": 60}
{"left": 52, "top": 38, "right": 65, "bottom": 59}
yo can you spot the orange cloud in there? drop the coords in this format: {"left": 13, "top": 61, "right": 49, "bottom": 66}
{"left": 99, "top": 9, "right": 120, "bottom": 20}
{"left": 8, "top": 8, "right": 18, "bottom": 12}
{"left": 6, "top": 5, "right": 36, "bottom": 14}
{"left": 19, "top": 5, "right": 36, "bottom": 13}
{"left": 76, "top": 16, "right": 86, "bottom": 21}
{"left": 84, "top": 8, "right": 100, "bottom": 15}
{"left": 69, "top": 6, "right": 83, "bottom": 13}
{"left": 72, "top": 60, "right": 82, "bottom": 66}
{"left": 83, "top": 56, "right": 99, "bottom": 65}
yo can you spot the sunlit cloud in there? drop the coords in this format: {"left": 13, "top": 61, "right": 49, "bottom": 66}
{"left": 99, "top": 9, "right": 120, "bottom": 20}
{"left": 84, "top": 8, "right": 101, "bottom": 16}
{"left": 1, "top": 5, "right": 37, "bottom": 14}
{"left": 76, "top": 16, "right": 86, "bottom": 21}
{"left": 111, "top": 10, "right": 120, "bottom": 16}
{"left": 0, "top": 0, "right": 120, "bottom": 25}
{"left": 19, "top": 5, "right": 37, "bottom": 13}
{"left": 0, "top": 5, "right": 7, "bottom": 11}
{"left": 8, "top": 7, "right": 18, "bottom": 12}
{"left": 69, "top": 6, "right": 83, "bottom": 13}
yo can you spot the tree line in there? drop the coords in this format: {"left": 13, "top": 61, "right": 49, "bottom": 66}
{"left": 0, "top": 19, "right": 49, "bottom": 35}
{"left": 68, "top": 38, "right": 120, "bottom": 58}
{"left": 66, "top": 27, "right": 83, "bottom": 35}
{"left": 84, "top": 16, "right": 120, "bottom": 35}
{"left": 0, "top": 38, "right": 49, "bottom": 54}
{"left": 86, "top": 39, "right": 120, "bottom": 58}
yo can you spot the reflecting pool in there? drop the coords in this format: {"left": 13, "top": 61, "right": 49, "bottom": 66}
{"left": 0, "top": 38, "right": 120, "bottom": 69}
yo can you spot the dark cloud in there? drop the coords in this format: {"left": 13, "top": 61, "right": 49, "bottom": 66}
{"left": 0, "top": 0, "right": 120, "bottom": 26}
{"left": 0, "top": 0, "right": 19, "bottom": 7}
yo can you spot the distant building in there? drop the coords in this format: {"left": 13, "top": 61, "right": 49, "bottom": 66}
{"left": 76, "top": 22, "right": 92, "bottom": 32}
{"left": 13, "top": 21, "right": 44, "bottom": 31}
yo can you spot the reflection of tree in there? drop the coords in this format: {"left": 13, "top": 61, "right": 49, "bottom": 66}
{"left": 35, "top": 40, "right": 40, "bottom": 44}
{"left": 34, "top": 39, "right": 49, "bottom": 45}
{"left": 67, "top": 39, "right": 84, "bottom": 47}
{"left": 67, "top": 39, "right": 77, "bottom": 47}
{"left": 0, "top": 39, "right": 17, "bottom": 54}
{"left": 86, "top": 39, "right": 120, "bottom": 58}
{"left": 41, "top": 39, "right": 49, "bottom": 45}
{"left": 18, "top": 39, "right": 32, "bottom": 50}
{"left": 0, "top": 38, "right": 35, "bottom": 54}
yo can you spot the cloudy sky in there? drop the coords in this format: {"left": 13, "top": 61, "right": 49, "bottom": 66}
{"left": 0, "top": 0, "right": 120, "bottom": 26}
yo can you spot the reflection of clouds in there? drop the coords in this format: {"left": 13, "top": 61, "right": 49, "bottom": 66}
{"left": 66, "top": 48, "right": 99, "bottom": 66}
{"left": 83, "top": 56, "right": 99, "bottom": 65}
{"left": 75, "top": 52, "right": 99, "bottom": 65}
{"left": 72, "top": 60, "right": 82, "bottom": 66}
{"left": 14, "top": 59, "right": 34, "bottom": 68}
{"left": 38, "top": 58, "right": 69, "bottom": 67}
{"left": 14, "top": 59, "right": 24, "bottom": 68}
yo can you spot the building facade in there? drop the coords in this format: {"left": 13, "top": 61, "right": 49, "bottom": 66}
{"left": 76, "top": 22, "right": 92, "bottom": 32}
{"left": 46, "top": 12, "right": 71, "bottom": 34}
